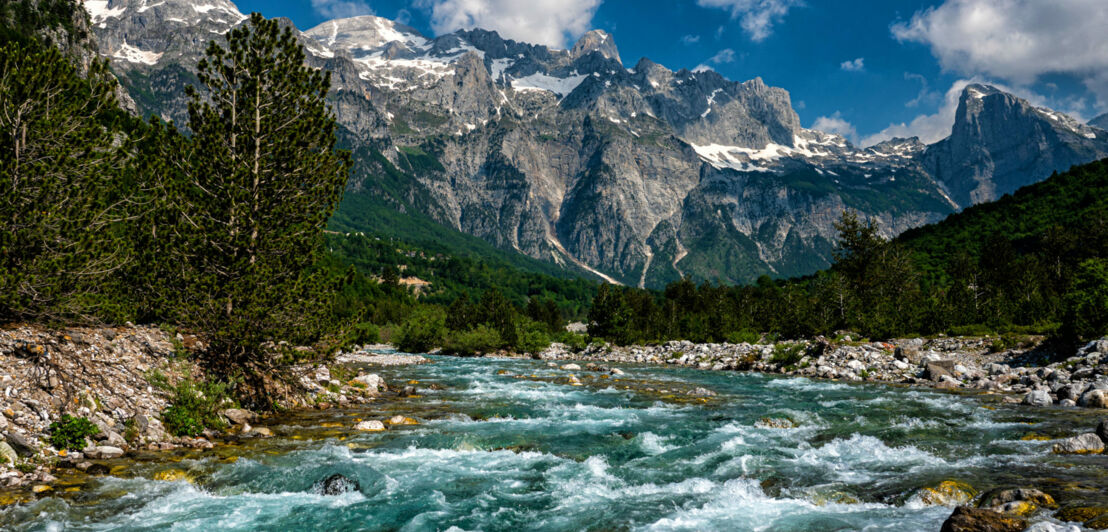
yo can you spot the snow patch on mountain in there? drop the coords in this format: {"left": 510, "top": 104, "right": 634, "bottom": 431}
{"left": 511, "top": 72, "right": 588, "bottom": 96}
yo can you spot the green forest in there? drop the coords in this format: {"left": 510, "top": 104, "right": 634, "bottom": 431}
{"left": 3, "top": 1, "right": 1108, "bottom": 409}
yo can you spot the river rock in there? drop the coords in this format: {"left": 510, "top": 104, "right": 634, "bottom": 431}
{"left": 312, "top": 474, "right": 360, "bottom": 496}
{"left": 561, "top": 364, "right": 582, "bottom": 371}
{"left": 85, "top": 446, "right": 125, "bottom": 459}
{"left": 220, "top": 409, "right": 255, "bottom": 425}
{"left": 610, "top": 368, "right": 624, "bottom": 376}
{"left": 4, "top": 432, "right": 37, "bottom": 457}
{"left": 354, "top": 420, "right": 386, "bottom": 432}
{"left": 1052, "top": 433, "right": 1105, "bottom": 454}
{"left": 387, "top": 416, "right": 418, "bottom": 426}
{"left": 981, "top": 488, "right": 1056, "bottom": 510}
{"left": 1022, "top": 389, "right": 1053, "bottom": 407}
{"left": 0, "top": 442, "right": 17, "bottom": 464}
{"left": 941, "top": 506, "right": 1027, "bottom": 532}
{"left": 925, "top": 361, "right": 956, "bottom": 382}
{"left": 1097, "top": 418, "right": 1108, "bottom": 443}
{"left": 1079, "top": 389, "right": 1108, "bottom": 408}
{"left": 352, "top": 374, "right": 387, "bottom": 394}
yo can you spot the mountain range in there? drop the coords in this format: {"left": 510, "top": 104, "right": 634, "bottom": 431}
{"left": 82, "top": 0, "right": 1108, "bottom": 287}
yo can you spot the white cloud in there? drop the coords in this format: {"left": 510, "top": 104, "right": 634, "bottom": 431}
{"left": 892, "top": 0, "right": 1108, "bottom": 108}
{"left": 694, "top": 48, "right": 737, "bottom": 72}
{"left": 839, "top": 57, "right": 864, "bottom": 72}
{"left": 681, "top": 34, "right": 701, "bottom": 45}
{"left": 697, "top": 0, "right": 802, "bottom": 42}
{"left": 709, "top": 48, "right": 736, "bottom": 64}
{"left": 859, "top": 77, "right": 1092, "bottom": 147}
{"left": 419, "top": 0, "right": 602, "bottom": 49}
{"left": 812, "top": 111, "right": 857, "bottom": 144}
{"left": 310, "top": 0, "right": 373, "bottom": 19}
{"left": 904, "top": 72, "right": 939, "bottom": 108}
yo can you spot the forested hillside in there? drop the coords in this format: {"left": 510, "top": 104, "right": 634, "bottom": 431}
{"left": 583, "top": 159, "right": 1108, "bottom": 346}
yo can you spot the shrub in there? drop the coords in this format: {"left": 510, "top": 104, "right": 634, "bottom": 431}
{"left": 725, "top": 330, "right": 762, "bottom": 344}
{"left": 770, "top": 343, "right": 805, "bottom": 366}
{"left": 395, "top": 306, "right": 447, "bottom": 353}
{"left": 515, "top": 327, "right": 551, "bottom": 355}
{"left": 48, "top": 415, "right": 100, "bottom": 450}
{"left": 443, "top": 325, "right": 501, "bottom": 356}
{"left": 344, "top": 321, "right": 380, "bottom": 348}
{"left": 161, "top": 378, "right": 233, "bottom": 437}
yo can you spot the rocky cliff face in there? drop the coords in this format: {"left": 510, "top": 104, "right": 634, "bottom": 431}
{"left": 81, "top": 0, "right": 1108, "bottom": 287}
{"left": 923, "top": 84, "right": 1108, "bottom": 207}
{"left": 1091, "top": 113, "right": 1108, "bottom": 131}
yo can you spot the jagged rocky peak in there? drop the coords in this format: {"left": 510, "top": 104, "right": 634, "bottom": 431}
{"left": 304, "top": 15, "right": 428, "bottom": 55}
{"left": 571, "top": 29, "right": 620, "bottom": 64}
{"left": 870, "top": 136, "right": 924, "bottom": 156}
{"left": 84, "top": 0, "right": 244, "bottom": 29}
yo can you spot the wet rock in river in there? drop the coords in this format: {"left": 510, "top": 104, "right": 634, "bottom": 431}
{"left": 913, "top": 480, "right": 977, "bottom": 507}
{"left": 561, "top": 364, "right": 582, "bottom": 371}
{"left": 354, "top": 420, "right": 386, "bottom": 432}
{"left": 980, "top": 488, "right": 1056, "bottom": 510}
{"left": 312, "top": 474, "right": 360, "bottom": 496}
{"left": 1079, "top": 389, "right": 1108, "bottom": 408}
{"left": 1096, "top": 418, "right": 1108, "bottom": 443}
{"left": 941, "top": 506, "right": 1027, "bottom": 532}
{"left": 1022, "top": 389, "right": 1053, "bottom": 407}
{"left": 1052, "top": 433, "right": 1105, "bottom": 454}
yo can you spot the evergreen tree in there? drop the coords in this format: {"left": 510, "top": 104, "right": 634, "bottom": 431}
{"left": 0, "top": 42, "right": 131, "bottom": 322}
{"left": 173, "top": 14, "right": 350, "bottom": 395}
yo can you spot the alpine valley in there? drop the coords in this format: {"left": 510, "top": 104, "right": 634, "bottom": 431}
{"left": 85, "top": 0, "right": 1108, "bottom": 287}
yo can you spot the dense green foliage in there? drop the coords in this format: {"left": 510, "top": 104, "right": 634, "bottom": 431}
{"left": 585, "top": 160, "right": 1108, "bottom": 346}
{"left": 160, "top": 378, "right": 233, "bottom": 437}
{"left": 48, "top": 415, "right": 99, "bottom": 450}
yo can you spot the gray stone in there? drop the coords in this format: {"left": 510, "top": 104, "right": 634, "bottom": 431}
{"left": 220, "top": 408, "right": 255, "bottom": 425}
{"left": 4, "top": 431, "right": 37, "bottom": 457}
{"left": 0, "top": 442, "right": 17, "bottom": 464}
{"left": 1023, "top": 389, "right": 1053, "bottom": 407}
{"left": 312, "top": 474, "right": 360, "bottom": 496}
{"left": 1052, "top": 433, "right": 1105, "bottom": 454}
{"left": 86, "top": 446, "right": 125, "bottom": 459}
{"left": 1078, "top": 389, "right": 1108, "bottom": 408}
{"left": 1097, "top": 418, "right": 1108, "bottom": 444}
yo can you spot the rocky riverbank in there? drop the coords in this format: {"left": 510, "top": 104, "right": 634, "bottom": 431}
{"left": 0, "top": 324, "right": 422, "bottom": 492}
{"left": 536, "top": 335, "right": 1108, "bottom": 412}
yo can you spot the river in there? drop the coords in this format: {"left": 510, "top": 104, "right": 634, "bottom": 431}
{"left": 3, "top": 354, "right": 1106, "bottom": 531}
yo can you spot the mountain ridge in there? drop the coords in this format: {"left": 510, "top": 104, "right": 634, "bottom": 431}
{"left": 82, "top": 0, "right": 1108, "bottom": 287}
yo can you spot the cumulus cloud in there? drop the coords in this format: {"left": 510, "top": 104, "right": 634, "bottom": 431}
{"left": 839, "top": 57, "right": 864, "bottom": 72}
{"left": 419, "top": 0, "right": 602, "bottom": 48}
{"left": 892, "top": 0, "right": 1108, "bottom": 107}
{"left": 310, "top": 0, "right": 373, "bottom": 19}
{"left": 859, "top": 78, "right": 1092, "bottom": 147}
{"left": 694, "top": 48, "right": 737, "bottom": 72}
{"left": 681, "top": 34, "right": 701, "bottom": 45}
{"left": 904, "top": 72, "right": 940, "bottom": 108}
{"left": 812, "top": 112, "right": 858, "bottom": 144}
{"left": 697, "top": 0, "right": 802, "bottom": 42}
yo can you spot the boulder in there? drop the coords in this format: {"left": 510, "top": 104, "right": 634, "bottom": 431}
{"left": 354, "top": 420, "right": 386, "bottom": 432}
{"left": 688, "top": 387, "right": 717, "bottom": 397}
{"left": 1078, "top": 389, "right": 1108, "bottom": 408}
{"left": 914, "top": 480, "right": 977, "bottom": 506}
{"left": 1097, "top": 418, "right": 1108, "bottom": 444}
{"left": 220, "top": 409, "right": 255, "bottom": 426}
{"left": 312, "top": 474, "right": 360, "bottom": 496}
{"left": 561, "top": 364, "right": 582, "bottom": 371}
{"left": 352, "top": 374, "right": 387, "bottom": 394}
{"left": 980, "top": 488, "right": 1056, "bottom": 510}
{"left": 925, "top": 361, "right": 957, "bottom": 382}
{"left": 4, "top": 432, "right": 38, "bottom": 457}
{"left": 386, "top": 416, "right": 418, "bottom": 426}
{"left": 609, "top": 368, "right": 625, "bottom": 376}
{"left": 398, "top": 385, "right": 416, "bottom": 397}
{"left": 1052, "top": 433, "right": 1105, "bottom": 454}
{"left": 1022, "top": 390, "right": 1053, "bottom": 407}
{"left": 0, "top": 442, "right": 17, "bottom": 464}
{"left": 941, "top": 506, "right": 1027, "bottom": 532}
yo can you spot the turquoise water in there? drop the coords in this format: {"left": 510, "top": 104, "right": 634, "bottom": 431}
{"left": 4, "top": 355, "right": 1107, "bottom": 531}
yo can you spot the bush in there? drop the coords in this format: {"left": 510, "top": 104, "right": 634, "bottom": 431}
{"left": 515, "top": 327, "right": 551, "bottom": 355}
{"left": 344, "top": 321, "right": 380, "bottom": 347}
{"left": 395, "top": 306, "right": 447, "bottom": 353}
{"left": 48, "top": 415, "right": 100, "bottom": 450}
{"left": 770, "top": 343, "right": 805, "bottom": 366}
{"left": 443, "top": 325, "right": 501, "bottom": 356}
{"left": 725, "top": 329, "right": 762, "bottom": 344}
{"left": 161, "top": 378, "right": 233, "bottom": 437}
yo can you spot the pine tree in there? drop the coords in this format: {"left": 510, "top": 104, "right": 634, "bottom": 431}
{"left": 172, "top": 14, "right": 350, "bottom": 395}
{"left": 0, "top": 42, "right": 131, "bottom": 322}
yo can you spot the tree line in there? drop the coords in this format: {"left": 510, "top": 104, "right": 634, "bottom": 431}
{"left": 586, "top": 160, "right": 1108, "bottom": 348}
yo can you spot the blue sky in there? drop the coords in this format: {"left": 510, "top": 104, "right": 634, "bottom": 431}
{"left": 235, "top": 0, "right": 1108, "bottom": 146}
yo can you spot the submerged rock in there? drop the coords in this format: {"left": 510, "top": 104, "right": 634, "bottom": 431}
{"left": 941, "top": 506, "right": 1027, "bottom": 532}
{"left": 1052, "top": 433, "right": 1105, "bottom": 454}
{"left": 312, "top": 474, "right": 360, "bottom": 496}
